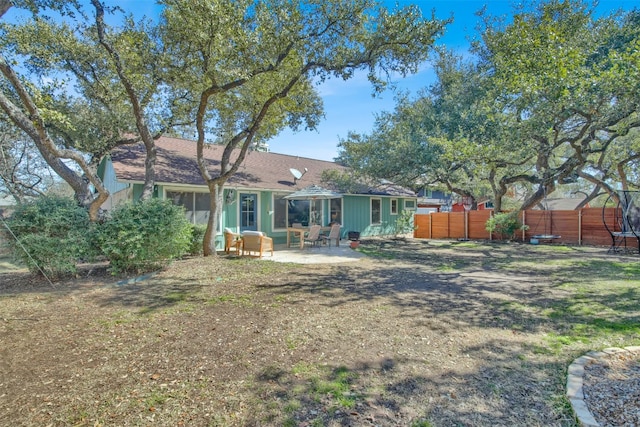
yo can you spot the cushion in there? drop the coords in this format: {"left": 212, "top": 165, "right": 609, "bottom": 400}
{"left": 242, "top": 230, "right": 264, "bottom": 237}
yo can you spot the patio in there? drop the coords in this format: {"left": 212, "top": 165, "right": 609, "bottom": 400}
{"left": 230, "top": 242, "right": 366, "bottom": 264}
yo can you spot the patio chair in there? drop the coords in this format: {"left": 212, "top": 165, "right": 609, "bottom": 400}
{"left": 320, "top": 224, "right": 341, "bottom": 247}
{"left": 224, "top": 228, "right": 242, "bottom": 255}
{"left": 303, "top": 224, "right": 323, "bottom": 248}
{"left": 241, "top": 231, "right": 274, "bottom": 258}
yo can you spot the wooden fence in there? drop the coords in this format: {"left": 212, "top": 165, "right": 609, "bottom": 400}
{"left": 413, "top": 207, "right": 636, "bottom": 249}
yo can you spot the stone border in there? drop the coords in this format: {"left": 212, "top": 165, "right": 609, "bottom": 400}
{"left": 567, "top": 346, "right": 640, "bottom": 427}
{"left": 115, "top": 271, "right": 157, "bottom": 286}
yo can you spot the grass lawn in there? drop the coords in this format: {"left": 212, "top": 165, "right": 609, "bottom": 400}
{"left": 1, "top": 239, "right": 639, "bottom": 426}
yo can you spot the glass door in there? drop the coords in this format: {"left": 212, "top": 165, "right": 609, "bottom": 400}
{"left": 240, "top": 193, "right": 258, "bottom": 231}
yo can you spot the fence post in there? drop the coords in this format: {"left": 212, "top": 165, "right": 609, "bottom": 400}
{"left": 489, "top": 210, "right": 493, "bottom": 241}
{"left": 464, "top": 210, "right": 468, "bottom": 240}
{"left": 522, "top": 210, "right": 526, "bottom": 241}
{"left": 578, "top": 209, "right": 582, "bottom": 246}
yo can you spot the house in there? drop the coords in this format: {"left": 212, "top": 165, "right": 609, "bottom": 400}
{"left": 451, "top": 198, "right": 494, "bottom": 212}
{"left": 99, "top": 136, "right": 417, "bottom": 249}
{"left": 417, "top": 188, "right": 453, "bottom": 213}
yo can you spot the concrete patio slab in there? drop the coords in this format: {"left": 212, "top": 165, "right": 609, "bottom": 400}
{"left": 265, "top": 243, "right": 366, "bottom": 264}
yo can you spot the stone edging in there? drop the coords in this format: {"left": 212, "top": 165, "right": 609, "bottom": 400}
{"left": 115, "top": 271, "right": 157, "bottom": 286}
{"left": 566, "top": 346, "right": 640, "bottom": 427}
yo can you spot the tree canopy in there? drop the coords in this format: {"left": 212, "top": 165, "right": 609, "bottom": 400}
{"left": 337, "top": 0, "right": 640, "bottom": 211}
{"left": 159, "top": 0, "right": 448, "bottom": 255}
{"left": 0, "top": 0, "right": 190, "bottom": 218}
{"left": 1, "top": 0, "right": 446, "bottom": 242}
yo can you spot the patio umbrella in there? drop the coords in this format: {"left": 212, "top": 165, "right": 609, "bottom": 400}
{"left": 284, "top": 184, "right": 341, "bottom": 200}
{"left": 285, "top": 184, "right": 341, "bottom": 227}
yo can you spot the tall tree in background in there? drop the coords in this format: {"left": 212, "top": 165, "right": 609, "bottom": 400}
{"left": 0, "top": 123, "right": 54, "bottom": 203}
{"left": 161, "top": 0, "right": 448, "bottom": 256}
{"left": 338, "top": 0, "right": 640, "bottom": 212}
{"left": 477, "top": 0, "right": 640, "bottom": 209}
{"left": 0, "top": 1, "right": 109, "bottom": 219}
{"left": 87, "top": 0, "right": 193, "bottom": 200}
{"left": 337, "top": 49, "right": 524, "bottom": 211}
{"left": 1, "top": 1, "right": 187, "bottom": 219}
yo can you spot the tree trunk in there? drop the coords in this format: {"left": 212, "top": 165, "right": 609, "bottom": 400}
{"left": 521, "top": 182, "right": 555, "bottom": 212}
{"left": 493, "top": 194, "right": 503, "bottom": 213}
{"left": 140, "top": 138, "right": 157, "bottom": 200}
{"left": 91, "top": 0, "right": 158, "bottom": 201}
{"left": 203, "top": 181, "right": 224, "bottom": 257}
{"left": 0, "top": 0, "right": 10, "bottom": 19}
{"left": 0, "top": 58, "right": 109, "bottom": 221}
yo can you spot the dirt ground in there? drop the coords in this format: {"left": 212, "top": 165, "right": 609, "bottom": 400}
{"left": 0, "top": 239, "right": 637, "bottom": 426}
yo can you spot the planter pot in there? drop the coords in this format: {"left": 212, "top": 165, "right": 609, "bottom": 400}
{"left": 350, "top": 240, "right": 360, "bottom": 249}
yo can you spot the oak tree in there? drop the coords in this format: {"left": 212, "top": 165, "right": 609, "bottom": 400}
{"left": 161, "top": 0, "right": 448, "bottom": 255}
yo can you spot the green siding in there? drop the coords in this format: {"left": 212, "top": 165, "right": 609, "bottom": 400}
{"left": 131, "top": 183, "right": 160, "bottom": 200}
{"left": 132, "top": 183, "right": 143, "bottom": 201}
{"left": 341, "top": 195, "right": 414, "bottom": 238}
{"left": 137, "top": 184, "right": 415, "bottom": 249}
{"left": 98, "top": 158, "right": 129, "bottom": 194}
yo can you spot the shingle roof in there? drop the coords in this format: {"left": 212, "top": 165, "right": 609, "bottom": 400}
{"left": 109, "top": 135, "right": 415, "bottom": 197}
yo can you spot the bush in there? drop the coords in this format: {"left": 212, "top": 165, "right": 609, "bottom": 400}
{"left": 188, "top": 224, "right": 207, "bottom": 256}
{"left": 393, "top": 210, "right": 416, "bottom": 238}
{"left": 93, "top": 198, "right": 192, "bottom": 274}
{"left": 485, "top": 211, "right": 528, "bottom": 240}
{"left": 2, "top": 196, "right": 91, "bottom": 279}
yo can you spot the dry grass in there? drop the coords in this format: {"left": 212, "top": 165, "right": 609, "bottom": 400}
{"left": 1, "top": 239, "right": 639, "bottom": 426}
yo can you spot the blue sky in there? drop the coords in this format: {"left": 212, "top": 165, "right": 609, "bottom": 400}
{"left": 5, "top": 0, "right": 638, "bottom": 161}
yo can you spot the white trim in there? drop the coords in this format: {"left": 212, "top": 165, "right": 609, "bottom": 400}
{"left": 238, "top": 191, "right": 261, "bottom": 231}
{"left": 390, "top": 198, "right": 398, "bottom": 215}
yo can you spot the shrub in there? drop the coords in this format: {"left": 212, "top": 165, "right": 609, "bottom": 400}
{"left": 393, "top": 210, "right": 416, "bottom": 238}
{"left": 188, "top": 224, "right": 207, "bottom": 256}
{"left": 93, "top": 198, "right": 191, "bottom": 274}
{"left": 2, "top": 196, "right": 91, "bottom": 279}
{"left": 485, "top": 211, "right": 528, "bottom": 240}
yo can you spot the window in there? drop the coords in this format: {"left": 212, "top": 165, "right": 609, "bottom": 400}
{"left": 288, "top": 199, "right": 310, "bottom": 226}
{"left": 194, "top": 192, "right": 210, "bottom": 224}
{"left": 330, "top": 198, "right": 342, "bottom": 224}
{"left": 240, "top": 193, "right": 258, "bottom": 231}
{"left": 371, "top": 198, "right": 381, "bottom": 224}
{"left": 390, "top": 199, "right": 398, "bottom": 215}
{"left": 309, "top": 199, "right": 322, "bottom": 225}
{"left": 404, "top": 199, "right": 416, "bottom": 210}
{"left": 273, "top": 194, "right": 334, "bottom": 228}
{"left": 167, "top": 190, "right": 212, "bottom": 224}
{"left": 273, "top": 194, "right": 288, "bottom": 229}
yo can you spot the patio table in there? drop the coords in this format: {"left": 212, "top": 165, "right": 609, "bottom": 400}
{"left": 286, "top": 226, "right": 331, "bottom": 249}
